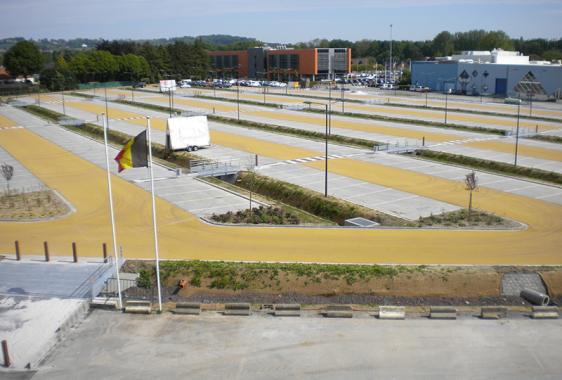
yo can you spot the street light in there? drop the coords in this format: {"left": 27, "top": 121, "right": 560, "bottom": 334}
{"left": 439, "top": 77, "right": 456, "bottom": 124}
{"left": 125, "top": 70, "right": 139, "bottom": 102}
{"left": 302, "top": 99, "right": 347, "bottom": 197}
{"left": 51, "top": 77, "right": 71, "bottom": 116}
{"left": 421, "top": 72, "right": 434, "bottom": 107}
{"left": 87, "top": 71, "right": 99, "bottom": 96}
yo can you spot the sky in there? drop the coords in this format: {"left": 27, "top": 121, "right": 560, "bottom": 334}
{"left": 2, "top": 0, "right": 561, "bottom": 44}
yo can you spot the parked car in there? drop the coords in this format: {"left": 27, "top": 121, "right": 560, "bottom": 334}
{"left": 180, "top": 83, "right": 191, "bottom": 88}
{"left": 133, "top": 82, "right": 146, "bottom": 89}
{"left": 220, "top": 83, "right": 232, "bottom": 88}
{"left": 409, "top": 86, "right": 417, "bottom": 92}
{"left": 279, "top": 82, "right": 287, "bottom": 87}
{"left": 444, "top": 88, "right": 453, "bottom": 94}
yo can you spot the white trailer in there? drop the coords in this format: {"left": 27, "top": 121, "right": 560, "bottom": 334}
{"left": 159, "top": 79, "right": 177, "bottom": 93}
{"left": 165, "top": 116, "right": 211, "bottom": 152}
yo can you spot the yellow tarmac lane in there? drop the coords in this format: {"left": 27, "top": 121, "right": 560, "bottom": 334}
{"left": 65, "top": 100, "right": 562, "bottom": 167}
{"left": 0, "top": 114, "right": 19, "bottom": 128}
{"left": 1, "top": 110, "right": 561, "bottom": 264}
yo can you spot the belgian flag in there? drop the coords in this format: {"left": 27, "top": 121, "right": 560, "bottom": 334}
{"left": 115, "top": 130, "right": 148, "bottom": 173}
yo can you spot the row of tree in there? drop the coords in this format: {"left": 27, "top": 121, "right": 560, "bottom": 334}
{"left": 2, "top": 39, "right": 211, "bottom": 91}
{"left": 292, "top": 31, "right": 562, "bottom": 63}
{"left": 3, "top": 30, "right": 561, "bottom": 91}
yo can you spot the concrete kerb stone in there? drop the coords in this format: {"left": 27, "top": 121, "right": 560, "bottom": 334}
{"left": 27, "top": 299, "right": 90, "bottom": 369}
{"left": 326, "top": 305, "right": 353, "bottom": 318}
{"left": 531, "top": 306, "right": 559, "bottom": 319}
{"left": 481, "top": 306, "right": 508, "bottom": 319}
{"left": 175, "top": 302, "right": 201, "bottom": 315}
{"left": 124, "top": 300, "right": 152, "bottom": 314}
{"left": 378, "top": 306, "right": 405, "bottom": 319}
{"left": 430, "top": 306, "right": 457, "bottom": 320}
{"left": 274, "top": 304, "right": 301, "bottom": 317}
{"left": 224, "top": 303, "right": 251, "bottom": 316}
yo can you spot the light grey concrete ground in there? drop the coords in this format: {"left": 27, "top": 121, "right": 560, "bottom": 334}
{"left": 0, "top": 256, "right": 103, "bottom": 371}
{"left": 27, "top": 308, "right": 562, "bottom": 380}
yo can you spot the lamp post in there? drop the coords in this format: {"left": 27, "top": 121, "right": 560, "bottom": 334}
{"left": 421, "top": 72, "right": 434, "bottom": 107}
{"left": 389, "top": 24, "right": 393, "bottom": 85}
{"left": 125, "top": 70, "right": 139, "bottom": 102}
{"left": 236, "top": 64, "right": 244, "bottom": 120}
{"left": 87, "top": 71, "right": 99, "bottom": 96}
{"left": 439, "top": 77, "right": 455, "bottom": 124}
{"left": 52, "top": 77, "right": 69, "bottom": 116}
{"left": 304, "top": 101, "right": 329, "bottom": 197}
{"left": 302, "top": 100, "right": 347, "bottom": 197}
{"left": 514, "top": 96, "right": 521, "bottom": 166}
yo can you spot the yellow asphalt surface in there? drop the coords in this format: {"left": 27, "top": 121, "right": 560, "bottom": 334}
{"left": 0, "top": 114, "right": 19, "bottom": 128}
{"left": 1, "top": 111, "right": 561, "bottom": 264}
{"left": 213, "top": 90, "right": 558, "bottom": 130}
{"left": 63, "top": 98, "right": 562, "bottom": 165}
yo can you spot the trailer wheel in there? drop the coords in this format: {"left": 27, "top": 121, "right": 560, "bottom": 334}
{"left": 193, "top": 146, "right": 199, "bottom": 151}
{"left": 186, "top": 146, "right": 193, "bottom": 152}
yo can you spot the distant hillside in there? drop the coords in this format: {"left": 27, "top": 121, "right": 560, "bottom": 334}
{"left": 0, "top": 35, "right": 265, "bottom": 52}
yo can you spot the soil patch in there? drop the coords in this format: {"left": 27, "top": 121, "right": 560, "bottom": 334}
{"left": 0, "top": 190, "right": 72, "bottom": 221}
{"left": 121, "top": 260, "right": 562, "bottom": 306}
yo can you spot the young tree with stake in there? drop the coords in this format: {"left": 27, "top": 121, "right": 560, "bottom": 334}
{"left": 465, "top": 171, "right": 478, "bottom": 222}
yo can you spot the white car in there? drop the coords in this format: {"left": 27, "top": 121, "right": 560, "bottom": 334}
{"left": 269, "top": 81, "right": 280, "bottom": 87}
{"left": 279, "top": 82, "right": 287, "bottom": 87}
{"left": 380, "top": 84, "right": 389, "bottom": 90}
{"left": 180, "top": 83, "right": 191, "bottom": 88}
{"left": 388, "top": 84, "right": 397, "bottom": 90}
{"left": 248, "top": 81, "right": 261, "bottom": 87}
{"left": 409, "top": 86, "right": 416, "bottom": 92}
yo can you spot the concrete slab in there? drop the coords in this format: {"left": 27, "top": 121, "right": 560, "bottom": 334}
{"left": 26, "top": 309, "right": 562, "bottom": 380}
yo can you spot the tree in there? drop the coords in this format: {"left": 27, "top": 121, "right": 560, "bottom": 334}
{"left": 399, "top": 69, "right": 411, "bottom": 85}
{"left": 4, "top": 40, "right": 45, "bottom": 80}
{"left": 86, "top": 51, "right": 119, "bottom": 82}
{"left": 433, "top": 31, "right": 454, "bottom": 56}
{"left": 55, "top": 56, "right": 68, "bottom": 69}
{"left": 478, "top": 31, "right": 514, "bottom": 51}
{"left": 464, "top": 171, "right": 478, "bottom": 222}
{"left": 542, "top": 50, "right": 562, "bottom": 61}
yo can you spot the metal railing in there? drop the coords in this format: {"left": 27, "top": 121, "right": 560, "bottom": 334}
{"left": 58, "top": 116, "right": 85, "bottom": 126}
{"left": 99, "top": 278, "right": 155, "bottom": 301}
{"left": 375, "top": 139, "right": 419, "bottom": 153}
{"left": 189, "top": 157, "right": 241, "bottom": 177}
{"left": 89, "top": 245, "right": 124, "bottom": 299}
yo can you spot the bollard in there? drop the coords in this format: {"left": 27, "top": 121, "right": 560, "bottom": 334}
{"left": 2, "top": 340, "right": 10, "bottom": 367}
{"left": 213, "top": 107, "right": 215, "bottom": 114}
{"left": 255, "top": 154, "right": 258, "bottom": 166}
{"left": 72, "top": 242, "right": 78, "bottom": 263}
{"left": 15, "top": 240, "right": 20, "bottom": 260}
{"left": 44, "top": 241, "right": 50, "bottom": 262}
{"left": 536, "top": 125, "right": 538, "bottom": 133}
{"left": 103, "top": 243, "right": 107, "bottom": 263}
{"left": 422, "top": 137, "right": 425, "bottom": 146}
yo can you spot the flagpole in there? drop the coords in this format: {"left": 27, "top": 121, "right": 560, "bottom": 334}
{"left": 147, "top": 117, "right": 163, "bottom": 311}
{"left": 102, "top": 113, "right": 123, "bottom": 309}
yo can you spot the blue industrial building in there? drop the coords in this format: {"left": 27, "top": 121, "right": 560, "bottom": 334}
{"left": 411, "top": 50, "right": 562, "bottom": 101}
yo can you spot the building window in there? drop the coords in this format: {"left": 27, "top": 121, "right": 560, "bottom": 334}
{"left": 269, "top": 55, "right": 277, "bottom": 70}
{"left": 290, "top": 54, "right": 299, "bottom": 70}
{"left": 333, "top": 51, "right": 348, "bottom": 72}
{"left": 210, "top": 56, "right": 216, "bottom": 68}
{"left": 232, "top": 55, "right": 238, "bottom": 68}
{"left": 318, "top": 49, "right": 329, "bottom": 53}
{"left": 318, "top": 52, "right": 329, "bottom": 71}
{"left": 224, "top": 55, "right": 231, "bottom": 68}
{"left": 217, "top": 56, "right": 223, "bottom": 69}
{"left": 279, "top": 55, "right": 288, "bottom": 69}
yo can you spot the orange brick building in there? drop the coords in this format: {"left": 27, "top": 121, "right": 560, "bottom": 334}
{"left": 208, "top": 47, "right": 351, "bottom": 81}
